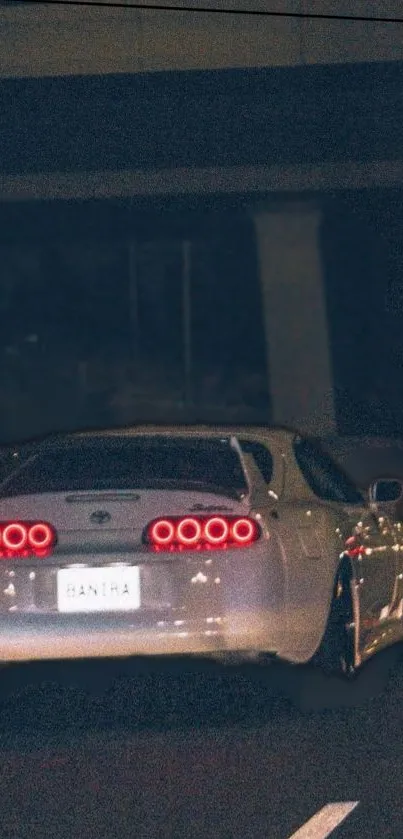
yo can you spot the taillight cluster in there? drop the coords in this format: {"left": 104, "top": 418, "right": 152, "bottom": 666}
{"left": 0, "top": 521, "right": 56, "bottom": 558}
{"left": 146, "top": 516, "right": 260, "bottom": 551}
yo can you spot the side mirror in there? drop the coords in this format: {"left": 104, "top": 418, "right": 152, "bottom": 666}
{"left": 369, "top": 478, "right": 403, "bottom": 504}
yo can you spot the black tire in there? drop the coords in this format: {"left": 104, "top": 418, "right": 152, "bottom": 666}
{"left": 286, "top": 565, "right": 397, "bottom": 712}
{"left": 313, "top": 565, "right": 356, "bottom": 677}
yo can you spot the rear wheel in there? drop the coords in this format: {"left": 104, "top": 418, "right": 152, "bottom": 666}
{"left": 287, "top": 565, "right": 397, "bottom": 712}
{"left": 313, "top": 566, "right": 356, "bottom": 677}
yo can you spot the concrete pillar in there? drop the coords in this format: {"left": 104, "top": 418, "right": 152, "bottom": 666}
{"left": 254, "top": 203, "right": 335, "bottom": 434}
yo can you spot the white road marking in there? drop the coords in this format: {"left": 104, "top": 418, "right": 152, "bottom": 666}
{"left": 287, "top": 802, "right": 359, "bottom": 839}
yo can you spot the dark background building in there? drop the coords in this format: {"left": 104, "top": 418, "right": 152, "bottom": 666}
{"left": 0, "top": 2, "right": 402, "bottom": 441}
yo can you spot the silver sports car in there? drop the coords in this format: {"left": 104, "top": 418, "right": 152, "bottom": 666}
{"left": 0, "top": 425, "right": 401, "bottom": 693}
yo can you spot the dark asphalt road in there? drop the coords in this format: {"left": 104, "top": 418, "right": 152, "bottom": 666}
{"left": 0, "top": 651, "right": 402, "bottom": 839}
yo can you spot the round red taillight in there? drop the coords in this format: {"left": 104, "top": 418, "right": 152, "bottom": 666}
{"left": 3, "top": 523, "right": 28, "bottom": 551}
{"left": 28, "top": 523, "right": 53, "bottom": 550}
{"left": 204, "top": 517, "right": 229, "bottom": 544}
{"left": 150, "top": 519, "right": 175, "bottom": 546}
{"left": 177, "top": 517, "right": 201, "bottom": 546}
{"left": 232, "top": 518, "right": 256, "bottom": 544}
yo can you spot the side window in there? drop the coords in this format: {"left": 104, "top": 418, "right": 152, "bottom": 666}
{"left": 293, "top": 437, "right": 363, "bottom": 505}
{"left": 239, "top": 439, "right": 273, "bottom": 483}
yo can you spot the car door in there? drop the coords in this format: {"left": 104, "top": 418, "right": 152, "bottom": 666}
{"left": 286, "top": 436, "right": 399, "bottom": 657}
{"left": 343, "top": 505, "right": 399, "bottom": 623}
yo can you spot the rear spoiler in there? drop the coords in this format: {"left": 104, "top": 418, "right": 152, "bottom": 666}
{"left": 230, "top": 435, "right": 251, "bottom": 488}
{"left": 230, "top": 435, "right": 261, "bottom": 499}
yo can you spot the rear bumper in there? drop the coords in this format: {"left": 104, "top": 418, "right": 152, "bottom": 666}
{"left": 0, "top": 539, "right": 286, "bottom": 662}
{"left": 0, "top": 611, "right": 282, "bottom": 662}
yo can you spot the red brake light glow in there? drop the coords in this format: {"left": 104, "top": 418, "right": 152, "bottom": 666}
{"left": 0, "top": 521, "right": 56, "bottom": 558}
{"left": 204, "top": 517, "right": 229, "bottom": 544}
{"left": 177, "top": 517, "right": 201, "bottom": 546}
{"left": 2, "top": 523, "right": 27, "bottom": 551}
{"left": 28, "top": 523, "right": 54, "bottom": 550}
{"left": 232, "top": 518, "right": 257, "bottom": 544}
{"left": 344, "top": 535, "right": 365, "bottom": 558}
{"left": 146, "top": 515, "right": 260, "bottom": 551}
{"left": 150, "top": 519, "right": 175, "bottom": 546}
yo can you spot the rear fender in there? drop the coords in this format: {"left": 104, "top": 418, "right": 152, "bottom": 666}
{"left": 279, "top": 554, "right": 358, "bottom": 665}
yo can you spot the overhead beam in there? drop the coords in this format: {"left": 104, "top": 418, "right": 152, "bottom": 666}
{"left": 1, "top": 160, "right": 403, "bottom": 202}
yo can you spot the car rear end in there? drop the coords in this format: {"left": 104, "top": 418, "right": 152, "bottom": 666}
{"left": 0, "top": 432, "right": 285, "bottom": 663}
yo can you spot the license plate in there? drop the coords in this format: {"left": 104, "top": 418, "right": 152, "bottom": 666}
{"left": 57, "top": 566, "right": 141, "bottom": 613}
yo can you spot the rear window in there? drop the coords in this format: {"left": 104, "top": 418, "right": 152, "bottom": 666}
{"left": 293, "top": 436, "right": 363, "bottom": 505}
{"left": 0, "top": 436, "right": 248, "bottom": 497}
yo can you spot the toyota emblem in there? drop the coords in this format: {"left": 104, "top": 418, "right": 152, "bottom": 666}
{"left": 90, "top": 510, "right": 111, "bottom": 525}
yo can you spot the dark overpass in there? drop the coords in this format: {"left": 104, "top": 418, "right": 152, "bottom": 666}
{"left": 0, "top": 60, "right": 402, "bottom": 175}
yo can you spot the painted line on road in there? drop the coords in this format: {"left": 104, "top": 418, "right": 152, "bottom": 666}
{"left": 287, "top": 802, "right": 359, "bottom": 839}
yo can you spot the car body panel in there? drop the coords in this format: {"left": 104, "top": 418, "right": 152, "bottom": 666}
{"left": 0, "top": 425, "right": 401, "bottom": 668}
